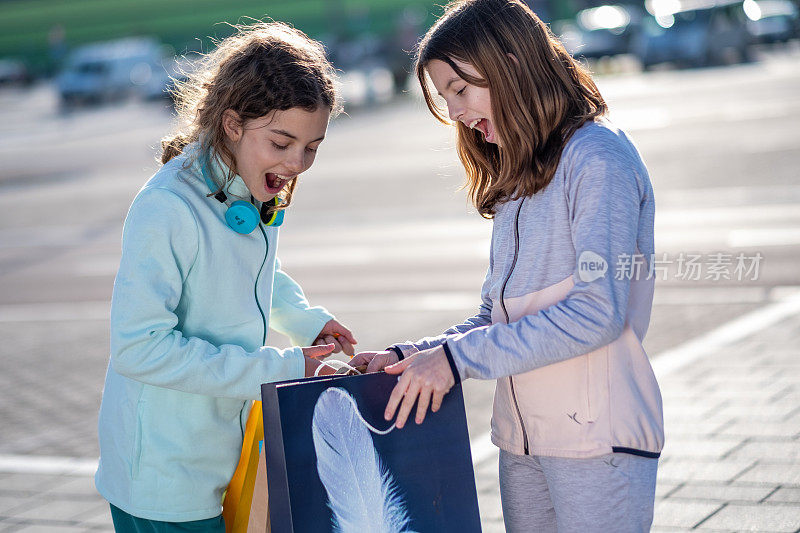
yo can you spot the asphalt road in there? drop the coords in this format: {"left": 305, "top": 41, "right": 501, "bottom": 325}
{"left": 0, "top": 45, "right": 799, "bottom": 459}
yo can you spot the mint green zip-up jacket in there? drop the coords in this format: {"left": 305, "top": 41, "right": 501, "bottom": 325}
{"left": 95, "top": 144, "right": 332, "bottom": 521}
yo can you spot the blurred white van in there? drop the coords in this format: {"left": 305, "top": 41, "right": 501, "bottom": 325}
{"left": 56, "top": 37, "right": 173, "bottom": 107}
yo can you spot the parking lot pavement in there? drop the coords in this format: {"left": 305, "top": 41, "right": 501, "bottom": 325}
{"left": 2, "top": 292, "right": 799, "bottom": 532}
{"left": 2, "top": 46, "right": 799, "bottom": 532}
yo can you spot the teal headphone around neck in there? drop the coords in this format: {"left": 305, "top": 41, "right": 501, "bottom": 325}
{"left": 200, "top": 154, "right": 285, "bottom": 234}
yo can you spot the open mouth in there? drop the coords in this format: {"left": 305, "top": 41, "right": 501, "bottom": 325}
{"left": 265, "top": 173, "right": 293, "bottom": 194}
{"left": 467, "top": 118, "right": 495, "bottom": 143}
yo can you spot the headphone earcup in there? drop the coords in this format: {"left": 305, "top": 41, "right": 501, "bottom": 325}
{"left": 260, "top": 198, "right": 285, "bottom": 227}
{"left": 225, "top": 201, "right": 260, "bottom": 234}
{"left": 262, "top": 208, "right": 285, "bottom": 227}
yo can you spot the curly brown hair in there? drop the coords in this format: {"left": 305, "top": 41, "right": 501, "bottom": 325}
{"left": 162, "top": 21, "right": 341, "bottom": 211}
{"left": 416, "top": 0, "right": 607, "bottom": 217}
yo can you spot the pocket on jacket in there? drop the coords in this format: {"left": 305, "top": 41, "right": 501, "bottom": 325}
{"left": 586, "top": 346, "right": 609, "bottom": 423}
{"left": 131, "top": 398, "right": 145, "bottom": 479}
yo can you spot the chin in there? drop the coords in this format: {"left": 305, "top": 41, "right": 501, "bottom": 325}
{"left": 256, "top": 192, "right": 279, "bottom": 203}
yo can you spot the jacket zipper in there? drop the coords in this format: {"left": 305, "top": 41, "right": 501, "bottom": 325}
{"left": 255, "top": 225, "right": 269, "bottom": 345}
{"left": 241, "top": 224, "right": 270, "bottom": 441}
{"left": 499, "top": 198, "right": 530, "bottom": 455}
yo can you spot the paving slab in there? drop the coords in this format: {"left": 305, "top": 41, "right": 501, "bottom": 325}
{"left": 696, "top": 503, "right": 800, "bottom": 531}
{"left": 660, "top": 436, "right": 745, "bottom": 459}
{"left": 669, "top": 482, "right": 777, "bottom": 503}
{"left": 736, "top": 464, "right": 800, "bottom": 485}
{"left": 765, "top": 487, "right": 800, "bottom": 504}
{"left": 11, "top": 499, "right": 106, "bottom": 522}
{"left": 657, "top": 458, "right": 757, "bottom": 484}
{"left": 719, "top": 420, "right": 800, "bottom": 439}
{"left": 727, "top": 440, "right": 800, "bottom": 462}
{"left": 652, "top": 500, "right": 724, "bottom": 529}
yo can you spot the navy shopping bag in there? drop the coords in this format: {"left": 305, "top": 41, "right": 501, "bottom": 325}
{"left": 261, "top": 372, "right": 482, "bottom": 533}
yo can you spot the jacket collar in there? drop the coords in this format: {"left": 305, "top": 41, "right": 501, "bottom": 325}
{"left": 188, "top": 142, "right": 252, "bottom": 202}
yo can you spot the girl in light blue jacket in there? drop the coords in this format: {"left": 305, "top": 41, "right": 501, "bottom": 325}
{"left": 95, "top": 22, "right": 355, "bottom": 530}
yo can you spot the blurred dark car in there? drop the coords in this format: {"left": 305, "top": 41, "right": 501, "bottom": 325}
{"left": 558, "top": 5, "right": 645, "bottom": 59}
{"left": 56, "top": 37, "right": 173, "bottom": 107}
{"left": 634, "top": 0, "right": 752, "bottom": 68}
{"left": 746, "top": 0, "right": 800, "bottom": 42}
{"left": 0, "top": 59, "right": 33, "bottom": 87}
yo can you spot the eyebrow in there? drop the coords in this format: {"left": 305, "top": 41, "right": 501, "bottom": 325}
{"left": 437, "top": 76, "right": 462, "bottom": 96}
{"left": 270, "top": 128, "right": 325, "bottom": 143}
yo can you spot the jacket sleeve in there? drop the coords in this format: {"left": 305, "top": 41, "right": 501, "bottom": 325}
{"left": 109, "top": 187, "right": 305, "bottom": 400}
{"left": 269, "top": 258, "right": 333, "bottom": 347}
{"left": 446, "top": 142, "right": 647, "bottom": 380}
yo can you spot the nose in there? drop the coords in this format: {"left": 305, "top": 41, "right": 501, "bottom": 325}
{"left": 447, "top": 100, "right": 464, "bottom": 123}
{"left": 284, "top": 149, "right": 306, "bottom": 174}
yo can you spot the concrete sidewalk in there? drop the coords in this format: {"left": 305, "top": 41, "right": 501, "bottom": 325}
{"left": 649, "top": 311, "right": 800, "bottom": 532}
{"left": 1, "top": 310, "right": 799, "bottom": 532}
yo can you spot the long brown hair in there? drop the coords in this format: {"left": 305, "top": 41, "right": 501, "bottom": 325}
{"left": 416, "top": 0, "right": 607, "bottom": 217}
{"left": 162, "top": 21, "right": 341, "bottom": 211}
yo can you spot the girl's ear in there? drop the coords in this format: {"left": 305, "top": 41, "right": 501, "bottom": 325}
{"left": 222, "top": 109, "right": 243, "bottom": 143}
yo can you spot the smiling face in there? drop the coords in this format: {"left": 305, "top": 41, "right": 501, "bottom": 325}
{"left": 426, "top": 58, "right": 497, "bottom": 144}
{"left": 222, "top": 106, "right": 330, "bottom": 203}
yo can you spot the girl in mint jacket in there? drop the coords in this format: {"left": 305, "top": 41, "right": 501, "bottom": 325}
{"left": 95, "top": 22, "right": 355, "bottom": 528}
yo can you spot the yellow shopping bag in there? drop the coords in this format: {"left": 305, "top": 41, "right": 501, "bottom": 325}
{"left": 223, "top": 401, "right": 270, "bottom": 533}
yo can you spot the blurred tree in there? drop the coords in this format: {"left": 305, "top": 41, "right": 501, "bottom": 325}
{"left": 0, "top": 0, "right": 440, "bottom": 77}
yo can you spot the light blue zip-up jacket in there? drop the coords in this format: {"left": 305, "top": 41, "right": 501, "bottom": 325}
{"left": 95, "top": 143, "right": 332, "bottom": 521}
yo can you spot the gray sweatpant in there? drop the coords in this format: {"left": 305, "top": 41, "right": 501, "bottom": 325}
{"left": 499, "top": 450, "right": 658, "bottom": 533}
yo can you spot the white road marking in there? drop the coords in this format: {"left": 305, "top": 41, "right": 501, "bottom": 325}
{"left": 1, "top": 286, "right": 794, "bottom": 323}
{"left": 609, "top": 95, "right": 795, "bottom": 132}
{"left": 652, "top": 288, "right": 800, "bottom": 377}
{"left": 470, "top": 431, "right": 497, "bottom": 465}
{"left": 0, "top": 454, "right": 98, "bottom": 475}
{"left": 0, "top": 301, "right": 110, "bottom": 323}
{"left": 656, "top": 185, "right": 800, "bottom": 207}
{"left": 0, "top": 432, "right": 494, "bottom": 476}
{"left": 728, "top": 227, "right": 800, "bottom": 248}
{"left": 609, "top": 108, "right": 671, "bottom": 131}
{"left": 0, "top": 225, "right": 110, "bottom": 249}
{"left": 656, "top": 204, "right": 800, "bottom": 226}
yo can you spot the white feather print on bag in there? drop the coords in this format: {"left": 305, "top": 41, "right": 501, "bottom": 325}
{"left": 311, "top": 387, "right": 415, "bottom": 533}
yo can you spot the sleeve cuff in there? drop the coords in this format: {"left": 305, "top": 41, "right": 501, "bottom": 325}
{"left": 442, "top": 341, "right": 462, "bottom": 385}
{"left": 290, "top": 307, "right": 333, "bottom": 347}
{"left": 287, "top": 346, "right": 305, "bottom": 378}
{"left": 387, "top": 346, "right": 405, "bottom": 361}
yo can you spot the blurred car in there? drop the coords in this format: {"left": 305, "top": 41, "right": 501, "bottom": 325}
{"left": 0, "top": 59, "right": 33, "bottom": 87}
{"left": 558, "top": 5, "right": 645, "bottom": 59}
{"left": 745, "top": 0, "right": 800, "bottom": 42}
{"left": 634, "top": 0, "right": 752, "bottom": 68}
{"left": 56, "top": 37, "right": 173, "bottom": 107}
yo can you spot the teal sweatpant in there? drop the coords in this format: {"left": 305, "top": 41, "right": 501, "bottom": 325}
{"left": 109, "top": 504, "right": 225, "bottom": 533}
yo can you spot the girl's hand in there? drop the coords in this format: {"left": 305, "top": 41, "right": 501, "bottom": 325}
{"left": 384, "top": 345, "right": 455, "bottom": 428}
{"left": 302, "top": 343, "right": 336, "bottom": 377}
{"left": 313, "top": 320, "right": 357, "bottom": 356}
{"left": 349, "top": 350, "right": 399, "bottom": 373}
